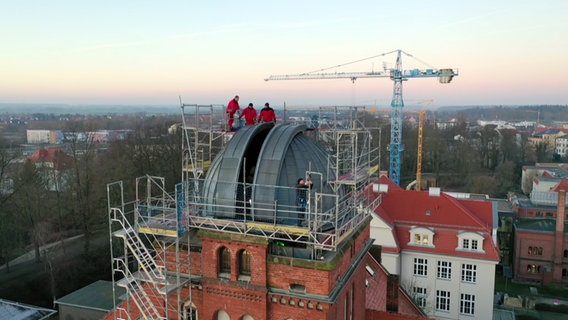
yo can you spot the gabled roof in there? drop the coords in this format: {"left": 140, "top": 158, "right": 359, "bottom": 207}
{"left": 28, "top": 148, "right": 74, "bottom": 170}
{"left": 378, "top": 173, "right": 404, "bottom": 191}
{"left": 378, "top": 189, "right": 491, "bottom": 231}
{"left": 365, "top": 253, "right": 430, "bottom": 319}
{"left": 552, "top": 180, "right": 568, "bottom": 192}
{"left": 372, "top": 175, "right": 499, "bottom": 262}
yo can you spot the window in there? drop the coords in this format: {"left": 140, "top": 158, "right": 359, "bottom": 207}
{"left": 413, "top": 287, "right": 427, "bottom": 308}
{"left": 219, "top": 247, "right": 231, "bottom": 275}
{"left": 563, "top": 269, "right": 568, "bottom": 278}
{"left": 460, "top": 293, "right": 475, "bottom": 315}
{"left": 239, "top": 250, "right": 251, "bottom": 276}
{"left": 409, "top": 227, "right": 435, "bottom": 247}
{"left": 564, "top": 250, "right": 568, "bottom": 258}
{"left": 461, "top": 264, "right": 477, "bottom": 283}
{"left": 527, "top": 264, "right": 541, "bottom": 273}
{"left": 471, "top": 240, "right": 478, "bottom": 250}
{"left": 457, "top": 232, "right": 484, "bottom": 253}
{"left": 183, "top": 302, "right": 198, "bottom": 320}
{"left": 437, "top": 261, "right": 452, "bottom": 280}
{"left": 414, "top": 233, "right": 430, "bottom": 245}
{"left": 528, "top": 246, "right": 543, "bottom": 256}
{"left": 414, "top": 258, "right": 428, "bottom": 276}
{"left": 436, "top": 290, "right": 450, "bottom": 312}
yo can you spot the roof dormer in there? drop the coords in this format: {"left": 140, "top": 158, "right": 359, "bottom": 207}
{"left": 456, "top": 231, "right": 485, "bottom": 253}
{"left": 409, "top": 226, "right": 435, "bottom": 248}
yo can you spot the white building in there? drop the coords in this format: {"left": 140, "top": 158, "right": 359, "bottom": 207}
{"left": 555, "top": 134, "right": 568, "bottom": 157}
{"left": 26, "top": 129, "right": 51, "bottom": 144}
{"left": 369, "top": 175, "right": 499, "bottom": 320}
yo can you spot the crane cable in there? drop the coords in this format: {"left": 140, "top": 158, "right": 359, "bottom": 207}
{"left": 305, "top": 50, "right": 399, "bottom": 74}
{"left": 304, "top": 49, "right": 437, "bottom": 75}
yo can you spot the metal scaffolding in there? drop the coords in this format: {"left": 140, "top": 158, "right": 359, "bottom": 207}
{"left": 106, "top": 103, "right": 381, "bottom": 319}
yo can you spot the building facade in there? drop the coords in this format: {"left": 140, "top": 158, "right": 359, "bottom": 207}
{"left": 513, "top": 190, "right": 568, "bottom": 284}
{"left": 370, "top": 175, "right": 499, "bottom": 320}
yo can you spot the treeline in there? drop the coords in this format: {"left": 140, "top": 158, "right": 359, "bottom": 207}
{"left": 369, "top": 110, "right": 553, "bottom": 196}
{"left": 0, "top": 108, "right": 561, "bottom": 307}
{"left": 436, "top": 105, "right": 568, "bottom": 123}
{"left": 0, "top": 114, "right": 182, "bottom": 306}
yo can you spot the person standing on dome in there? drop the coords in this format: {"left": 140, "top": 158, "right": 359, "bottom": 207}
{"left": 226, "top": 95, "right": 240, "bottom": 131}
{"left": 258, "top": 102, "right": 276, "bottom": 123}
{"left": 240, "top": 103, "right": 257, "bottom": 126}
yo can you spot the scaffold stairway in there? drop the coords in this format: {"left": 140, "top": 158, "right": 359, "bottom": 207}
{"left": 114, "top": 259, "right": 166, "bottom": 320}
{"left": 111, "top": 208, "right": 166, "bottom": 281}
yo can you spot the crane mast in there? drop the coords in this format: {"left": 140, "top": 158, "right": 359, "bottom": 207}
{"left": 265, "top": 49, "right": 457, "bottom": 186}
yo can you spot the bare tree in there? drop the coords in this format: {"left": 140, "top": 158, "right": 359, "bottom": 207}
{"left": 12, "top": 160, "right": 49, "bottom": 263}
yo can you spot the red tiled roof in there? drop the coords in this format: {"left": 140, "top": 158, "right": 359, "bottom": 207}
{"left": 365, "top": 253, "right": 388, "bottom": 312}
{"left": 379, "top": 173, "right": 404, "bottom": 191}
{"left": 365, "top": 253, "right": 431, "bottom": 319}
{"left": 28, "top": 148, "right": 74, "bottom": 170}
{"left": 372, "top": 176, "right": 499, "bottom": 262}
{"left": 552, "top": 180, "right": 568, "bottom": 192}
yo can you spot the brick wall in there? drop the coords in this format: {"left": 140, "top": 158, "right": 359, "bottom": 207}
{"left": 200, "top": 237, "right": 268, "bottom": 286}
{"left": 200, "top": 282, "right": 267, "bottom": 320}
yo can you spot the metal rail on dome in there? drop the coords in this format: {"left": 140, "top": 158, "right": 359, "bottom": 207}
{"left": 183, "top": 178, "right": 375, "bottom": 251}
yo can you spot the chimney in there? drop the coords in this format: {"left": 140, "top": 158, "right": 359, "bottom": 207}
{"left": 556, "top": 190, "right": 566, "bottom": 234}
{"left": 429, "top": 187, "right": 441, "bottom": 197}
{"left": 553, "top": 190, "right": 566, "bottom": 282}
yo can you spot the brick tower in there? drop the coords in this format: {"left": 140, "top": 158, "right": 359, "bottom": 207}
{"left": 105, "top": 105, "right": 378, "bottom": 320}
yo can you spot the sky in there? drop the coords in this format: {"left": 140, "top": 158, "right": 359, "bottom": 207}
{"left": 1, "top": 1, "right": 567, "bottom": 108}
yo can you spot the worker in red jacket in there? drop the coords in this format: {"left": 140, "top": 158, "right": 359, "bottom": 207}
{"left": 258, "top": 102, "right": 276, "bottom": 123}
{"left": 226, "top": 95, "right": 240, "bottom": 130}
{"left": 240, "top": 103, "right": 257, "bottom": 126}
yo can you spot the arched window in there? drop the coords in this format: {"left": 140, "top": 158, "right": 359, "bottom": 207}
{"left": 528, "top": 246, "right": 533, "bottom": 255}
{"left": 219, "top": 247, "right": 231, "bottom": 275}
{"left": 242, "top": 315, "right": 254, "bottom": 320}
{"left": 217, "top": 310, "right": 230, "bottom": 320}
{"left": 239, "top": 250, "right": 251, "bottom": 276}
{"left": 538, "top": 247, "right": 543, "bottom": 256}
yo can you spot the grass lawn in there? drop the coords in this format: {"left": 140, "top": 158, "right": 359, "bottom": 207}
{"left": 495, "top": 274, "right": 568, "bottom": 299}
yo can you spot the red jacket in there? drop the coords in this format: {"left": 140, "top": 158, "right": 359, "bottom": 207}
{"left": 240, "top": 106, "right": 257, "bottom": 125}
{"left": 258, "top": 107, "right": 276, "bottom": 123}
{"left": 226, "top": 99, "right": 240, "bottom": 115}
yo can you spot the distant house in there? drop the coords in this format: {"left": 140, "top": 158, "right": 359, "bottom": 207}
{"left": 556, "top": 134, "right": 568, "bottom": 157}
{"left": 521, "top": 164, "right": 568, "bottom": 194}
{"left": 370, "top": 174, "right": 499, "bottom": 320}
{"left": 26, "top": 129, "right": 63, "bottom": 144}
{"left": 28, "top": 148, "right": 74, "bottom": 191}
{"left": 529, "top": 128, "right": 568, "bottom": 153}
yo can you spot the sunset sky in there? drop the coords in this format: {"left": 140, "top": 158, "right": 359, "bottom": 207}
{"left": 1, "top": 1, "right": 566, "bottom": 108}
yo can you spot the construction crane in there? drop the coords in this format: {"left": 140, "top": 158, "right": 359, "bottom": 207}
{"left": 265, "top": 49, "right": 457, "bottom": 186}
{"left": 416, "top": 110, "right": 425, "bottom": 191}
